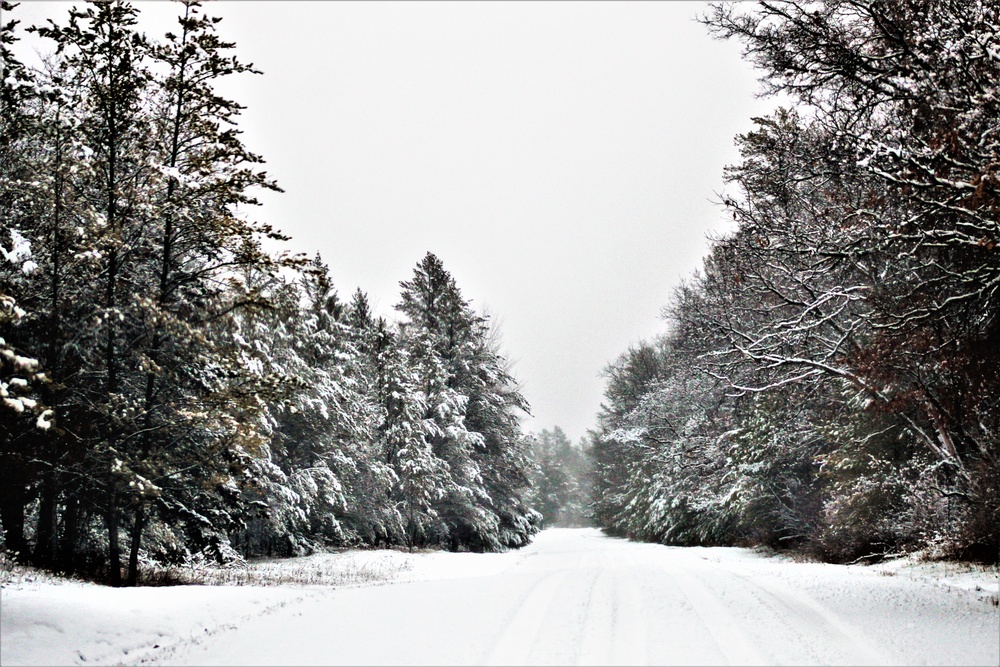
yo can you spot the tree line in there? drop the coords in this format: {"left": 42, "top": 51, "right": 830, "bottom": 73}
{"left": 0, "top": 0, "right": 539, "bottom": 586}
{"left": 526, "top": 426, "right": 591, "bottom": 529}
{"left": 591, "top": 0, "right": 999, "bottom": 563}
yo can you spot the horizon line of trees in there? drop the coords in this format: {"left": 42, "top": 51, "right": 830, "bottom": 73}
{"left": 0, "top": 0, "right": 539, "bottom": 586}
{"left": 526, "top": 426, "right": 592, "bottom": 529}
{"left": 591, "top": 0, "right": 999, "bottom": 564}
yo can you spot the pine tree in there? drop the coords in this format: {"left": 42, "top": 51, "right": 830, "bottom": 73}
{"left": 3, "top": 0, "right": 298, "bottom": 582}
{"left": 118, "top": 0, "right": 291, "bottom": 579}
{"left": 396, "top": 253, "right": 537, "bottom": 550}
{"left": 31, "top": 0, "right": 154, "bottom": 585}
{"left": 529, "top": 427, "right": 590, "bottom": 528}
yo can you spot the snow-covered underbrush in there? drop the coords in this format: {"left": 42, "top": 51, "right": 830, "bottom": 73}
{"left": 869, "top": 554, "right": 1000, "bottom": 608}
{"left": 1, "top": 546, "right": 416, "bottom": 589}
{"left": 0, "top": 550, "right": 85, "bottom": 588}
{"left": 691, "top": 542, "right": 1000, "bottom": 610}
{"left": 136, "top": 549, "right": 415, "bottom": 587}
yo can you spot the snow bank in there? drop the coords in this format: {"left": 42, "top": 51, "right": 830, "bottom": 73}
{"left": 0, "top": 545, "right": 527, "bottom": 666}
{"left": 0, "top": 581, "right": 313, "bottom": 666}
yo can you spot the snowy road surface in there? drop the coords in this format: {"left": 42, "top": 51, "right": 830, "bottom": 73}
{"left": 2, "top": 528, "right": 998, "bottom": 665}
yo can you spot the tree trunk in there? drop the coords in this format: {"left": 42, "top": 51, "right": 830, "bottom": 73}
{"left": 33, "top": 470, "right": 58, "bottom": 567}
{"left": 107, "top": 490, "right": 122, "bottom": 587}
{"left": 58, "top": 494, "right": 80, "bottom": 574}
{"left": 126, "top": 505, "right": 145, "bottom": 586}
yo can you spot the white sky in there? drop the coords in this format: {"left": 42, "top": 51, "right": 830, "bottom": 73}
{"left": 8, "top": 1, "right": 776, "bottom": 443}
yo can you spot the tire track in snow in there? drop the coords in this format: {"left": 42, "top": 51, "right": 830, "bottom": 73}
{"left": 132, "top": 529, "right": 995, "bottom": 666}
{"left": 575, "top": 562, "right": 614, "bottom": 665}
{"left": 664, "top": 553, "right": 773, "bottom": 665}
{"left": 483, "top": 569, "right": 569, "bottom": 666}
{"left": 608, "top": 550, "right": 648, "bottom": 666}
{"left": 697, "top": 559, "right": 892, "bottom": 666}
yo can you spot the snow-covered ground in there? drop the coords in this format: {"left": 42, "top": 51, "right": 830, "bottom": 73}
{"left": 1, "top": 528, "right": 997, "bottom": 666}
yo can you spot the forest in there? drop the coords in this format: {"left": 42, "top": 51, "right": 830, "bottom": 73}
{"left": 0, "top": 0, "right": 546, "bottom": 586}
{"left": 3, "top": 0, "right": 998, "bottom": 591}
{"left": 591, "top": 0, "right": 1000, "bottom": 563}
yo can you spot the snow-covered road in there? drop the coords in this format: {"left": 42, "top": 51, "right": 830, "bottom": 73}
{"left": 161, "top": 529, "right": 999, "bottom": 666}
{"left": 3, "top": 528, "right": 998, "bottom": 665}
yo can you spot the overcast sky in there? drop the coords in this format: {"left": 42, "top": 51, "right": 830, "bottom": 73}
{"left": 10, "top": 1, "right": 776, "bottom": 443}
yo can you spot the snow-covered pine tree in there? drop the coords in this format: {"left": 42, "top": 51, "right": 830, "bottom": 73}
{"left": 369, "top": 321, "right": 446, "bottom": 549}
{"left": 1, "top": 0, "right": 298, "bottom": 582}
{"left": 116, "top": 0, "right": 293, "bottom": 581}
{"left": 0, "top": 0, "right": 45, "bottom": 562}
{"left": 0, "top": 231, "right": 51, "bottom": 558}
{"left": 395, "top": 253, "right": 536, "bottom": 551}
{"left": 528, "top": 427, "right": 590, "bottom": 529}
{"left": 344, "top": 295, "right": 410, "bottom": 546}
{"left": 462, "top": 315, "right": 539, "bottom": 548}
{"left": 31, "top": 0, "right": 157, "bottom": 585}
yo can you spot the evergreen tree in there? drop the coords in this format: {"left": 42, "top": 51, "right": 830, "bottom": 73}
{"left": 528, "top": 427, "right": 591, "bottom": 528}
{"left": 396, "top": 253, "right": 537, "bottom": 550}
{"left": 31, "top": 0, "right": 155, "bottom": 585}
